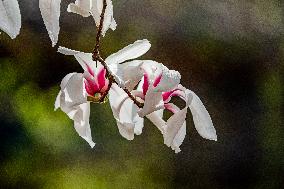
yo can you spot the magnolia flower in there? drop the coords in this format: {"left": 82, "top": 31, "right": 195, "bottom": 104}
{"left": 0, "top": 0, "right": 21, "bottom": 39}
{"left": 110, "top": 61, "right": 217, "bottom": 153}
{"left": 67, "top": 0, "right": 116, "bottom": 36}
{"left": 55, "top": 39, "right": 151, "bottom": 147}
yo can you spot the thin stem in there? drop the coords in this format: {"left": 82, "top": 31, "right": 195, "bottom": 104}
{"left": 91, "top": 0, "right": 144, "bottom": 108}
{"left": 92, "top": 0, "right": 107, "bottom": 60}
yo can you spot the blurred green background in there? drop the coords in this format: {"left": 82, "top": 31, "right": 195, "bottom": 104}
{"left": 0, "top": 0, "right": 283, "bottom": 188}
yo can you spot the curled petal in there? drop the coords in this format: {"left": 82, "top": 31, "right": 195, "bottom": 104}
{"left": 164, "top": 105, "right": 187, "bottom": 153}
{"left": 109, "top": 84, "right": 144, "bottom": 140}
{"left": 154, "top": 65, "right": 181, "bottom": 92}
{"left": 105, "top": 39, "right": 151, "bottom": 65}
{"left": 0, "top": 0, "right": 21, "bottom": 39}
{"left": 73, "top": 102, "right": 95, "bottom": 148}
{"left": 188, "top": 90, "right": 217, "bottom": 141}
{"left": 39, "top": 0, "right": 61, "bottom": 47}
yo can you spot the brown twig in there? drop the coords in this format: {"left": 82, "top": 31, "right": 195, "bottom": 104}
{"left": 90, "top": 0, "right": 144, "bottom": 108}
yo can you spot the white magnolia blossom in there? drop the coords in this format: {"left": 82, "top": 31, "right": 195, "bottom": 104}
{"left": 109, "top": 61, "right": 217, "bottom": 153}
{"left": 1, "top": 0, "right": 217, "bottom": 153}
{"left": 67, "top": 0, "right": 117, "bottom": 36}
{"left": 55, "top": 39, "right": 151, "bottom": 147}
{"left": 0, "top": 0, "right": 21, "bottom": 39}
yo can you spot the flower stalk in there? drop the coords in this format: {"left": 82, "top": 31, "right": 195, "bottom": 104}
{"left": 91, "top": 0, "right": 144, "bottom": 108}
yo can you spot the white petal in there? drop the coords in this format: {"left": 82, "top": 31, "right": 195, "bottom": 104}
{"left": 91, "top": 0, "right": 116, "bottom": 36}
{"left": 109, "top": 60, "right": 144, "bottom": 90}
{"left": 67, "top": 0, "right": 91, "bottom": 17}
{"left": 73, "top": 102, "right": 96, "bottom": 148}
{"left": 39, "top": 0, "right": 61, "bottom": 47}
{"left": 0, "top": 0, "right": 21, "bottom": 39}
{"left": 146, "top": 110, "right": 166, "bottom": 133}
{"left": 57, "top": 73, "right": 87, "bottom": 118}
{"left": 154, "top": 65, "right": 181, "bottom": 92}
{"left": 105, "top": 39, "right": 151, "bottom": 65}
{"left": 188, "top": 91, "right": 217, "bottom": 141}
{"left": 54, "top": 91, "right": 61, "bottom": 110}
{"left": 138, "top": 86, "right": 164, "bottom": 117}
{"left": 109, "top": 84, "right": 144, "bottom": 140}
{"left": 58, "top": 46, "right": 102, "bottom": 74}
{"left": 164, "top": 106, "right": 187, "bottom": 153}
{"left": 55, "top": 73, "right": 95, "bottom": 147}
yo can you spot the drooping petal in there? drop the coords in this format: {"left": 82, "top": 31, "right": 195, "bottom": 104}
{"left": 73, "top": 102, "right": 96, "bottom": 148}
{"left": 164, "top": 104, "right": 187, "bottom": 153}
{"left": 109, "top": 84, "right": 144, "bottom": 140}
{"left": 39, "top": 0, "right": 61, "bottom": 47}
{"left": 55, "top": 73, "right": 95, "bottom": 147}
{"left": 0, "top": 0, "right": 21, "bottom": 39}
{"left": 188, "top": 90, "right": 217, "bottom": 141}
{"left": 154, "top": 65, "right": 181, "bottom": 92}
{"left": 67, "top": 0, "right": 91, "bottom": 17}
{"left": 105, "top": 39, "right": 151, "bottom": 65}
{"left": 91, "top": 0, "right": 116, "bottom": 36}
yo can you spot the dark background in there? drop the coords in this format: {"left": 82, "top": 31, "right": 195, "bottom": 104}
{"left": 0, "top": 0, "right": 283, "bottom": 188}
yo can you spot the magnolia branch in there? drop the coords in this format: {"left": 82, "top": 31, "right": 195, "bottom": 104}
{"left": 91, "top": 0, "right": 144, "bottom": 108}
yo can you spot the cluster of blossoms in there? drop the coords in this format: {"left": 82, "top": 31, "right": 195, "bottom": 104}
{"left": 1, "top": 0, "right": 217, "bottom": 153}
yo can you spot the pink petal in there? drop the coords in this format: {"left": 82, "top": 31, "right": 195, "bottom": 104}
{"left": 153, "top": 74, "right": 162, "bottom": 87}
{"left": 97, "top": 68, "right": 107, "bottom": 90}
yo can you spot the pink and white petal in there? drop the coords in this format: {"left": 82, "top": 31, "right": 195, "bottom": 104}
{"left": 0, "top": 0, "right": 21, "bottom": 39}
{"left": 188, "top": 90, "right": 217, "bottom": 141}
{"left": 39, "top": 0, "right": 61, "bottom": 47}
{"left": 138, "top": 86, "right": 164, "bottom": 117}
{"left": 58, "top": 46, "right": 101, "bottom": 74}
{"left": 67, "top": 0, "right": 91, "bottom": 17}
{"left": 105, "top": 39, "right": 151, "bottom": 65}
{"left": 73, "top": 102, "right": 96, "bottom": 148}
{"left": 154, "top": 65, "right": 181, "bottom": 92}
{"left": 164, "top": 105, "right": 187, "bottom": 153}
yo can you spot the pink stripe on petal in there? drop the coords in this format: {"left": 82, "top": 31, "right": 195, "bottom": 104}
{"left": 97, "top": 68, "right": 106, "bottom": 90}
{"left": 153, "top": 74, "right": 162, "bottom": 87}
{"left": 142, "top": 73, "right": 150, "bottom": 95}
{"left": 164, "top": 103, "right": 179, "bottom": 114}
{"left": 85, "top": 62, "right": 94, "bottom": 76}
{"left": 85, "top": 77, "right": 99, "bottom": 94}
{"left": 163, "top": 89, "right": 185, "bottom": 103}
{"left": 100, "top": 79, "right": 109, "bottom": 93}
{"left": 84, "top": 80, "right": 95, "bottom": 96}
